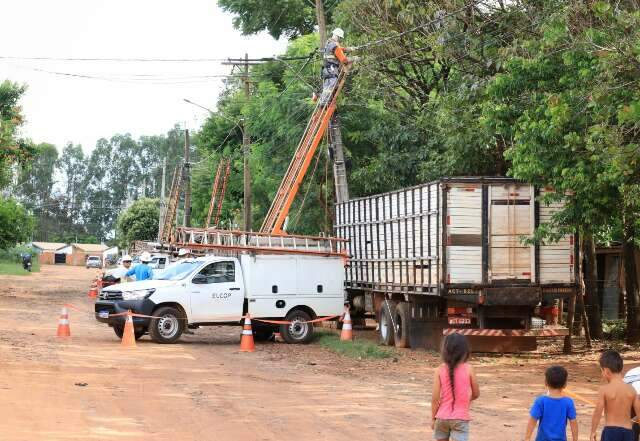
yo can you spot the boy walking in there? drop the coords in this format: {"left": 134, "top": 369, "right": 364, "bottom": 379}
{"left": 525, "top": 365, "right": 578, "bottom": 441}
{"left": 591, "top": 350, "right": 640, "bottom": 441}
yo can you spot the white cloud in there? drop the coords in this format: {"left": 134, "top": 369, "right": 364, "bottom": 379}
{"left": 0, "top": 0, "right": 287, "bottom": 154}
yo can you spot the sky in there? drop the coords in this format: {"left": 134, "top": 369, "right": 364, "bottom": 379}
{"left": 0, "top": 0, "right": 288, "bottom": 153}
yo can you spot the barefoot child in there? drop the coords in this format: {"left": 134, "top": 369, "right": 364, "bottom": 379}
{"left": 524, "top": 365, "right": 578, "bottom": 441}
{"left": 431, "top": 333, "right": 480, "bottom": 441}
{"left": 591, "top": 350, "right": 640, "bottom": 441}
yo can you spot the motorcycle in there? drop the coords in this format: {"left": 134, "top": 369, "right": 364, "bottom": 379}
{"left": 22, "top": 255, "right": 32, "bottom": 272}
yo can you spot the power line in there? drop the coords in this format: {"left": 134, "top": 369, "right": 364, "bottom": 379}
{"left": 0, "top": 55, "right": 315, "bottom": 63}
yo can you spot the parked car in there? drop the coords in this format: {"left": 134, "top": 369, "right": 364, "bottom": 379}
{"left": 86, "top": 256, "right": 102, "bottom": 269}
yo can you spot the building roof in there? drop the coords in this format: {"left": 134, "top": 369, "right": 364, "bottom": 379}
{"left": 31, "top": 242, "right": 67, "bottom": 252}
{"left": 72, "top": 243, "right": 109, "bottom": 253}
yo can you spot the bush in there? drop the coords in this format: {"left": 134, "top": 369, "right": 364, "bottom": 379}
{"left": 603, "top": 320, "right": 626, "bottom": 341}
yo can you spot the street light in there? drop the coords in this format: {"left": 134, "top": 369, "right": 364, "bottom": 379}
{"left": 183, "top": 98, "right": 244, "bottom": 134}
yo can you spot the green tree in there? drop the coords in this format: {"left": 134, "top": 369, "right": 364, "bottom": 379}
{"left": 218, "top": 0, "right": 324, "bottom": 39}
{"left": 0, "top": 197, "right": 34, "bottom": 249}
{"left": 0, "top": 80, "right": 35, "bottom": 188}
{"left": 116, "top": 198, "right": 160, "bottom": 248}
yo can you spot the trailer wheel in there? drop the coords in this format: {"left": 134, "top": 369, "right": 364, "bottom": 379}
{"left": 149, "top": 306, "right": 184, "bottom": 344}
{"left": 113, "top": 326, "right": 145, "bottom": 340}
{"left": 379, "top": 300, "right": 396, "bottom": 346}
{"left": 280, "top": 309, "right": 313, "bottom": 344}
{"left": 393, "top": 302, "right": 411, "bottom": 348}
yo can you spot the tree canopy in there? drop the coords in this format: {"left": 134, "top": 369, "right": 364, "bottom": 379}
{"left": 115, "top": 198, "right": 160, "bottom": 248}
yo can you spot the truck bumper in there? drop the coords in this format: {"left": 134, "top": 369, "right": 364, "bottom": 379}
{"left": 94, "top": 299, "right": 155, "bottom": 327}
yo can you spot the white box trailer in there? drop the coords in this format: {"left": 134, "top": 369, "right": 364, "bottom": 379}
{"left": 335, "top": 177, "right": 576, "bottom": 351}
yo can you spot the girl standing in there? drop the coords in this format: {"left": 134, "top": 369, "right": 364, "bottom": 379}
{"left": 431, "top": 333, "right": 480, "bottom": 441}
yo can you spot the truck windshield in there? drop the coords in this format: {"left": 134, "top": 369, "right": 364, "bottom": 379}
{"left": 154, "top": 261, "right": 199, "bottom": 281}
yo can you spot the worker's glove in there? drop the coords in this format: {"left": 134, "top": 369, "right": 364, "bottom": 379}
{"left": 346, "top": 46, "right": 358, "bottom": 52}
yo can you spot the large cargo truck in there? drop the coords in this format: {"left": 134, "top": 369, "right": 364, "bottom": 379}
{"left": 335, "top": 177, "right": 577, "bottom": 351}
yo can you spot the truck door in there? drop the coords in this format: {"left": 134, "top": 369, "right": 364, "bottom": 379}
{"left": 489, "top": 184, "right": 534, "bottom": 282}
{"left": 188, "top": 260, "right": 244, "bottom": 322}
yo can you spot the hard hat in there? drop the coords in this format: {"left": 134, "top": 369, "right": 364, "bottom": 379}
{"left": 178, "top": 248, "right": 191, "bottom": 257}
{"left": 122, "top": 255, "right": 132, "bottom": 262}
{"left": 140, "top": 251, "right": 151, "bottom": 262}
{"left": 332, "top": 28, "right": 344, "bottom": 39}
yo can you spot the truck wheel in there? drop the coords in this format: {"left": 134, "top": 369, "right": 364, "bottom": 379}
{"left": 379, "top": 300, "right": 396, "bottom": 346}
{"left": 113, "top": 326, "right": 145, "bottom": 340}
{"left": 280, "top": 309, "right": 313, "bottom": 344}
{"left": 149, "top": 306, "right": 184, "bottom": 344}
{"left": 393, "top": 302, "right": 411, "bottom": 348}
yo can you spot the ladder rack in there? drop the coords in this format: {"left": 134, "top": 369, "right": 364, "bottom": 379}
{"left": 204, "top": 158, "right": 231, "bottom": 229}
{"left": 159, "top": 164, "right": 183, "bottom": 243}
{"left": 175, "top": 227, "right": 347, "bottom": 257}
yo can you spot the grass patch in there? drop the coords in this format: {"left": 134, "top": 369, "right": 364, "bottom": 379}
{"left": 0, "top": 260, "right": 40, "bottom": 275}
{"left": 314, "top": 329, "right": 393, "bottom": 359}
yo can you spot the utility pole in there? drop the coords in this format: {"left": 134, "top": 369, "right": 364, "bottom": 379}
{"left": 242, "top": 53, "right": 252, "bottom": 231}
{"left": 223, "top": 54, "right": 262, "bottom": 232}
{"left": 183, "top": 129, "right": 191, "bottom": 227}
{"left": 315, "top": 0, "right": 327, "bottom": 51}
{"left": 314, "top": 0, "right": 350, "bottom": 205}
{"left": 158, "top": 157, "right": 166, "bottom": 240}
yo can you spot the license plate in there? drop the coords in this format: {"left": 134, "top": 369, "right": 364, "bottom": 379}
{"left": 98, "top": 311, "right": 109, "bottom": 319}
{"left": 448, "top": 317, "right": 471, "bottom": 325}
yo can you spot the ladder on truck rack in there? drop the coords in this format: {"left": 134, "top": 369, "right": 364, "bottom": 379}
{"left": 260, "top": 68, "right": 349, "bottom": 235}
{"left": 204, "top": 158, "right": 231, "bottom": 229}
{"left": 159, "top": 165, "right": 183, "bottom": 243}
{"left": 175, "top": 227, "right": 347, "bottom": 257}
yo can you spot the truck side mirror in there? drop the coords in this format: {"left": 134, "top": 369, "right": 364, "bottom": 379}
{"left": 192, "top": 274, "right": 208, "bottom": 284}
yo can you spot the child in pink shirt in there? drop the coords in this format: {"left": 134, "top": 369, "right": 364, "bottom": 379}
{"left": 431, "top": 333, "right": 480, "bottom": 441}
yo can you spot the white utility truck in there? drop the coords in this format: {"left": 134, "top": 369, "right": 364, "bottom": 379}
{"left": 95, "top": 253, "right": 345, "bottom": 344}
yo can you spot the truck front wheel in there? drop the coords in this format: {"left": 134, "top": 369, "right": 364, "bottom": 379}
{"left": 149, "top": 306, "right": 184, "bottom": 344}
{"left": 280, "top": 309, "right": 313, "bottom": 344}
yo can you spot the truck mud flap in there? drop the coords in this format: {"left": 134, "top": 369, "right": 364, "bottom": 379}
{"left": 483, "top": 287, "right": 540, "bottom": 306}
{"left": 407, "top": 302, "right": 447, "bottom": 351}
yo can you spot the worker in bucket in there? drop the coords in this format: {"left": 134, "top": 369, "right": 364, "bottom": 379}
{"left": 319, "top": 28, "right": 355, "bottom": 106}
{"left": 126, "top": 251, "right": 153, "bottom": 281}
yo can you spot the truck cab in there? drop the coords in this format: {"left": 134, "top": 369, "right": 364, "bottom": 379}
{"left": 95, "top": 254, "right": 344, "bottom": 344}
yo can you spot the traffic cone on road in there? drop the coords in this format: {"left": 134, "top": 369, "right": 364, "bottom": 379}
{"left": 121, "top": 310, "right": 136, "bottom": 348}
{"left": 87, "top": 284, "right": 98, "bottom": 298}
{"left": 340, "top": 306, "right": 353, "bottom": 341}
{"left": 56, "top": 306, "right": 71, "bottom": 337}
{"left": 240, "top": 315, "right": 255, "bottom": 352}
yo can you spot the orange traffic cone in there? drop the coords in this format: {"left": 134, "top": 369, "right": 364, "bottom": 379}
{"left": 88, "top": 285, "right": 98, "bottom": 298}
{"left": 121, "top": 310, "right": 136, "bottom": 348}
{"left": 57, "top": 306, "right": 71, "bottom": 337}
{"left": 340, "top": 307, "right": 353, "bottom": 341}
{"left": 240, "top": 314, "right": 255, "bottom": 352}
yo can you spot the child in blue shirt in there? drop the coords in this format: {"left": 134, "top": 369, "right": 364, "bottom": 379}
{"left": 525, "top": 365, "right": 578, "bottom": 441}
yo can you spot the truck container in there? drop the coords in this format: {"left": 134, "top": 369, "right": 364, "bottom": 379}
{"left": 334, "top": 177, "right": 576, "bottom": 351}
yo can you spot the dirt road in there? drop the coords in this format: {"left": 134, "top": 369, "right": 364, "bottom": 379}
{"left": 0, "top": 265, "right": 635, "bottom": 440}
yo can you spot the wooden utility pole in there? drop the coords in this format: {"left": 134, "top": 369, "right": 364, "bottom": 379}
{"left": 183, "top": 129, "right": 191, "bottom": 227}
{"left": 315, "top": 0, "right": 327, "bottom": 51}
{"left": 242, "top": 53, "right": 252, "bottom": 231}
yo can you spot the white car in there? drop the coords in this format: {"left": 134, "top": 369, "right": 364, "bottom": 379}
{"left": 94, "top": 254, "right": 345, "bottom": 344}
{"left": 86, "top": 256, "right": 102, "bottom": 269}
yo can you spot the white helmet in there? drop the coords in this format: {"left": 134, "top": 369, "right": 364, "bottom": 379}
{"left": 121, "top": 255, "right": 132, "bottom": 262}
{"left": 178, "top": 248, "right": 191, "bottom": 257}
{"left": 140, "top": 251, "right": 151, "bottom": 262}
{"left": 332, "top": 28, "right": 344, "bottom": 39}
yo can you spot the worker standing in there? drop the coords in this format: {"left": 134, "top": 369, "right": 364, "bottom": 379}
{"left": 320, "top": 28, "right": 354, "bottom": 106}
{"left": 125, "top": 251, "right": 153, "bottom": 281}
{"left": 105, "top": 255, "right": 134, "bottom": 283}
